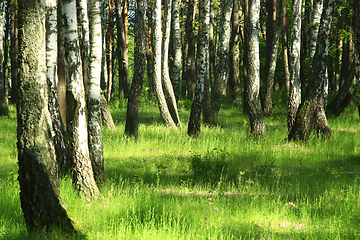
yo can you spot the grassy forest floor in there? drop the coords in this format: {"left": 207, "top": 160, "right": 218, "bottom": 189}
{"left": 1, "top": 101, "right": 360, "bottom": 239}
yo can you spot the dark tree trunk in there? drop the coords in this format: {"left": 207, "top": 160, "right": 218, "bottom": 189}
{"left": 281, "top": 0, "right": 290, "bottom": 96}
{"left": 17, "top": 0, "right": 82, "bottom": 234}
{"left": 10, "top": 1, "right": 18, "bottom": 104}
{"left": 0, "top": 0, "right": 8, "bottom": 116}
{"left": 288, "top": 0, "right": 335, "bottom": 141}
{"left": 100, "top": 94, "right": 116, "bottom": 131}
{"left": 125, "top": 0, "right": 147, "bottom": 139}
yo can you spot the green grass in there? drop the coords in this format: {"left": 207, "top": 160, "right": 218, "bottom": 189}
{"left": 1, "top": 102, "right": 360, "bottom": 239}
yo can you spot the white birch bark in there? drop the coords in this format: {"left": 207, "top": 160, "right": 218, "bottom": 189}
{"left": 154, "top": 0, "right": 176, "bottom": 128}
{"left": 162, "top": 0, "right": 181, "bottom": 126}
{"left": 171, "top": 0, "right": 182, "bottom": 101}
{"left": 210, "top": 0, "right": 233, "bottom": 123}
{"left": 246, "top": 0, "right": 266, "bottom": 136}
{"left": 61, "top": 0, "right": 99, "bottom": 200}
{"left": 88, "top": 0, "right": 104, "bottom": 185}
{"left": 78, "top": 0, "right": 91, "bottom": 91}
{"left": 287, "top": 0, "right": 302, "bottom": 131}
{"left": 188, "top": 0, "right": 210, "bottom": 137}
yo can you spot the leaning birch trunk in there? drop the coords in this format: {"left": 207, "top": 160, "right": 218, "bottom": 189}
{"left": 209, "top": 0, "right": 233, "bottom": 125}
{"left": 287, "top": 0, "right": 302, "bottom": 131}
{"left": 288, "top": 0, "right": 334, "bottom": 141}
{"left": 171, "top": 0, "right": 182, "bottom": 102}
{"left": 188, "top": 0, "right": 210, "bottom": 137}
{"left": 153, "top": 0, "right": 177, "bottom": 128}
{"left": 46, "top": 0, "right": 69, "bottom": 174}
{"left": 162, "top": 0, "right": 181, "bottom": 126}
{"left": 245, "top": 0, "right": 266, "bottom": 136}
{"left": 0, "top": 0, "right": 8, "bottom": 116}
{"left": 88, "top": 0, "right": 105, "bottom": 185}
{"left": 61, "top": 0, "right": 100, "bottom": 200}
{"left": 125, "top": 0, "right": 147, "bottom": 138}
{"left": 17, "top": 0, "right": 82, "bottom": 234}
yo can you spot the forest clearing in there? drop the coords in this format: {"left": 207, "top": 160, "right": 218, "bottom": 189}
{"left": 1, "top": 102, "right": 360, "bottom": 239}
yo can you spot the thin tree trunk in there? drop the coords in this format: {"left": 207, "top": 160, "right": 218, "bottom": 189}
{"left": 0, "top": 0, "right": 8, "bottom": 116}
{"left": 116, "top": 0, "right": 131, "bottom": 99}
{"left": 78, "top": 0, "right": 90, "bottom": 92}
{"left": 61, "top": 0, "right": 100, "bottom": 200}
{"left": 209, "top": 0, "right": 233, "bottom": 125}
{"left": 153, "top": 0, "right": 177, "bottom": 128}
{"left": 185, "top": 0, "right": 197, "bottom": 99}
{"left": 281, "top": 0, "right": 290, "bottom": 96}
{"left": 125, "top": 0, "right": 147, "bottom": 138}
{"left": 287, "top": 0, "right": 302, "bottom": 131}
{"left": 10, "top": 1, "right": 18, "bottom": 104}
{"left": 162, "top": 0, "right": 181, "bottom": 126}
{"left": 88, "top": 0, "right": 105, "bottom": 185}
{"left": 17, "top": 0, "right": 82, "bottom": 234}
{"left": 263, "top": 0, "right": 280, "bottom": 116}
{"left": 245, "top": 0, "right": 266, "bottom": 136}
{"left": 46, "top": 0, "right": 69, "bottom": 175}
{"left": 288, "top": 0, "right": 335, "bottom": 141}
{"left": 171, "top": 0, "right": 182, "bottom": 102}
{"left": 106, "top": 0, "right": 115, "bottom": 101}
{"left": 188, "top": 0, "right": 210, "bottom": 137}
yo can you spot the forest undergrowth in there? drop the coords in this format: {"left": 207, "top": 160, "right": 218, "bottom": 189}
{"left": 1, "top": 102, "right": 360, "bottom": 239}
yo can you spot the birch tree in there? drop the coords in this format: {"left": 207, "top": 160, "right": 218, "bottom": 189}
{"left": 263, "top": 0, "right": 280, "bottom": 116}
{"left": 88, "top": 0, "right": 105, "bottom": 184}
{"left": 287, "top": 0, "right": 302, "bottom": 131}
{"left": 153, "top": 0, "right": 177, "bottom": 128}
{"left": 125, "top": 0, "right": 147, "bottom": 138}
{"left": 46, "top": 0, "right": 69, "bottom": 174}
{"left": 162, "top": 0, "right": 181, "bottom": 126}
{"left": 245, "top": 0, "right": 266, "bottom": 136}
{"left": 209, "top": 0, "right": 233, "bottom": 125}
{"left": 171, "top": 0, "right": 182, "bottom": 102}
{"left": 188, "top": 0, "right": 210, "bottom": 137}
{"left": 288, "top": 0, "right": 335, "bottom": 141}
{"left": 61, "top": 0, "right": 100, "bottom": 200}
{"left": 0, "top": 0, "right": 8, "bottom": 116}
{"left": 17, "top": 0, "right": 82, "bottom": 234}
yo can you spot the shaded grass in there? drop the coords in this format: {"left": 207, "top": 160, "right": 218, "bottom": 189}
{"left": 1, "top": 102, "right": 360, "bottom": 239}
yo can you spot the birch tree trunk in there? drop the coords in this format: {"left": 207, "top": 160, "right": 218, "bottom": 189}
{"left": 88, "top": 0, "right": 105, "bottom": 185}
{"left": 245, "top": 0, "right": 266, "bottom": 136}
{"left": 17, "top": 0, "right": 82, "bottom": 234}
{"left": 116, "top": 0, "right": 131, "bottom": 99}
{"left": 78, "top": 0, "right": 90, "bottom": 91}
{"left": 0, "top": 0, "right": 8, "bottom": 116}
{"left": 46, "top": 0, "right": 69, "bottom": 174}
{"left": 209, "top": 0, "right": 233, "bottom": 124}
{"left": 287, "top": 0, "right": 302, "bottom": 131}
{"left": 125, "top": 0, "right": 147, "bottom": 138}
{"left": 171, "top": 0, "right": 182, "bottom": 102}
{"left": 188, "top": 0, "right": 210, "bottom": 137}
{"left": 263, "top": 0, "right": 280, "bottom": 116}
{"left": 153, "top": 0, "right": 177, "bottom": 128}
{"left": 61, "top": 0, "right": 100, "bottom": 200}
{"left": 288, "top": 0, "right": 334, "bottom": 141}
{"left": 162, "top": 0, "right": 181, "bottom": 126}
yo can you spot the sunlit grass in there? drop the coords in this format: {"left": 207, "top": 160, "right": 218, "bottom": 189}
{"left": 1, "top": 102, "right": 360, "bottom": 239}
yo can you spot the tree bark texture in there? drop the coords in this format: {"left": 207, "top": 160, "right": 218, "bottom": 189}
{"left": 61, "top": 0, "right": 100, "bottom": 200}
{"left": 125, "top": 0, "right": 147, "bottom": 139}
{"left": 116, "top": 0, "right": 131, "bottom": 99}
{"left": 162, "top": 0, "right": 181, "bottom": 126}
{"left": 209, "top": 0, "right": 233, "bottom": 124}
{"left": 88, "top": 0, "right": 105, "bottom": 185}
{"left": 184, "top": 0, "right": 197, "bottom": 99}
{"left": 245, "top": 0, "right": 266, "bottom": 136}
{"left": 263, "top": 0, "right": 280, "bottom": 116}
{"left": 46, "top": 0, "right": 69, "bottom": 175}
{"left": 288, "top": 0, "right": 335, "bottom": 141}
{"left": 0, "top": 0, "right": 8, "bottom": 116}
{"left": 171, "top": 0, "right": 182, "bottom": 102}
{"left": 153, "top": 0, "right": 177, "bottom": 128}
{"left": 281, "top": 0, "right": 290, "bottom": 96}
{"left": 188, "top": 0, "right": 210, "bottom": 137}
{"left": 287, "top": 0, "right": 302, "bottom": 131}
{"left": 100, "top": 93, "right": 116, "bottom": 131}
{"left": 17, "top": 0, "right": 82, "bottom": 234}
